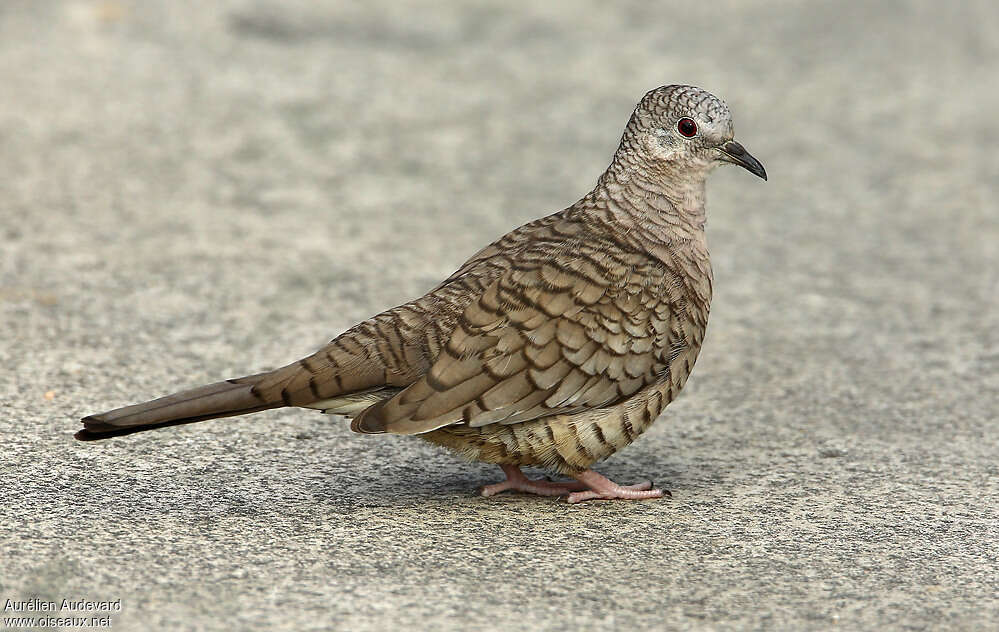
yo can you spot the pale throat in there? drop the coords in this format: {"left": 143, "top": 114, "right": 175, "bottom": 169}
{"left": 667, "top": 175, "right": 708, "bottom": 227}
{"left": 608, "top": 160, "right": 710, "bottom": 227}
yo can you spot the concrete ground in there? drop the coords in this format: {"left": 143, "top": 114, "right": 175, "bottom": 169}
{"left": 2, "top": 1, "right": 997, "bottom": 630}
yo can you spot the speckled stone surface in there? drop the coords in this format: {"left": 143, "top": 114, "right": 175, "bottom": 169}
{"left": 2, "top": 1, "right": 997, "bottom": 630}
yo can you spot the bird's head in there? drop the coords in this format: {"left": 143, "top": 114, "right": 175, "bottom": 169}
{"left": 621, "top": 85, "right": 766, "bottom": 182}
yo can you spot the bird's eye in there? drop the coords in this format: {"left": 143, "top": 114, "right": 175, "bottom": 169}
{"left": 677, "top": 117, "right": 697, "bottom": 138}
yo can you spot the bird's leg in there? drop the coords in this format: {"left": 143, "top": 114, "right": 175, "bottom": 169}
{"left": 480, "top": 464, "right": 588, "bottom": 497}
{"left": 566, "top": 470, "right": 669, "bottom": 504}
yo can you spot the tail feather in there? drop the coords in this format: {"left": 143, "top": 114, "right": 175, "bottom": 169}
{"left": 76, "top": 376, "right": 282, "bottom": 441}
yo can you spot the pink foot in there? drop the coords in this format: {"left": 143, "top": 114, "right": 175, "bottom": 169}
{"left": 565, "top": 470, "right": 670, "bottom": 504}
{"left": 480, "top": 465, "right": 588, "bottom": 497}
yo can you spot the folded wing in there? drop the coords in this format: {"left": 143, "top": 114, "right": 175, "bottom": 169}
{"left": 351, "top": 246, "right": 687, "bottom": 434}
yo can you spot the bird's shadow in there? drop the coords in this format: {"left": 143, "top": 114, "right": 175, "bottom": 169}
{"left": 303, "top": 456, "right": 697, "bottom": 512}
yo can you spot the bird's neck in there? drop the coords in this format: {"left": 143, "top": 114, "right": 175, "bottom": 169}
{"left": 590, "top": 157, "right": 709, "bottom": 245}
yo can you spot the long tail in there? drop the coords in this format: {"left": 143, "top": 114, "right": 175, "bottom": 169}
{"left": 75, "top": 373, "right": 282, "bottom": 441}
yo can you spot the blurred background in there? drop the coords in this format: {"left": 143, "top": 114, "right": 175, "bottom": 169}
{"left": 2, "top": 1, "right": 997, "bottom": 630}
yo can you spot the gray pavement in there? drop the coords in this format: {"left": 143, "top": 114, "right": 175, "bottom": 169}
{"left": 2, "top": 1, "right": 998, "bottom": 630}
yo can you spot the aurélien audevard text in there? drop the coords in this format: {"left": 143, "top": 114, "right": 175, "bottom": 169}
{"left": 4, "top": 597, "right": 122, "bottom": 613}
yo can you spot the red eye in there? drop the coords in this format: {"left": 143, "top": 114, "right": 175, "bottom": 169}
{"left": 677, "top": 117, "right": 697, "bottom": 137}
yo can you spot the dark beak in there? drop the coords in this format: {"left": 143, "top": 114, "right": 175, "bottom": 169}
{"left": 719, "top": 140, "right": 767, "bottom": 181}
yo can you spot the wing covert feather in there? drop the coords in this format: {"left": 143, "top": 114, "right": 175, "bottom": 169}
{"left": 352, "top": 245, "right": 687, "bottom": 435}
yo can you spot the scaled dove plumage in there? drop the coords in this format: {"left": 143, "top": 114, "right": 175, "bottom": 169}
{"left": 78, "top": 85, "right": 766, "bottom": 502}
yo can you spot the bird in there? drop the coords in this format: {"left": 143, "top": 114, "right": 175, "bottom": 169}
{"left": 77, "top": 85, "right": 766, "bottom": 503}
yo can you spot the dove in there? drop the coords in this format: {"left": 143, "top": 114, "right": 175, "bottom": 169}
{"left": 77, "top": 85, "right": 766, "bottom": 502}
